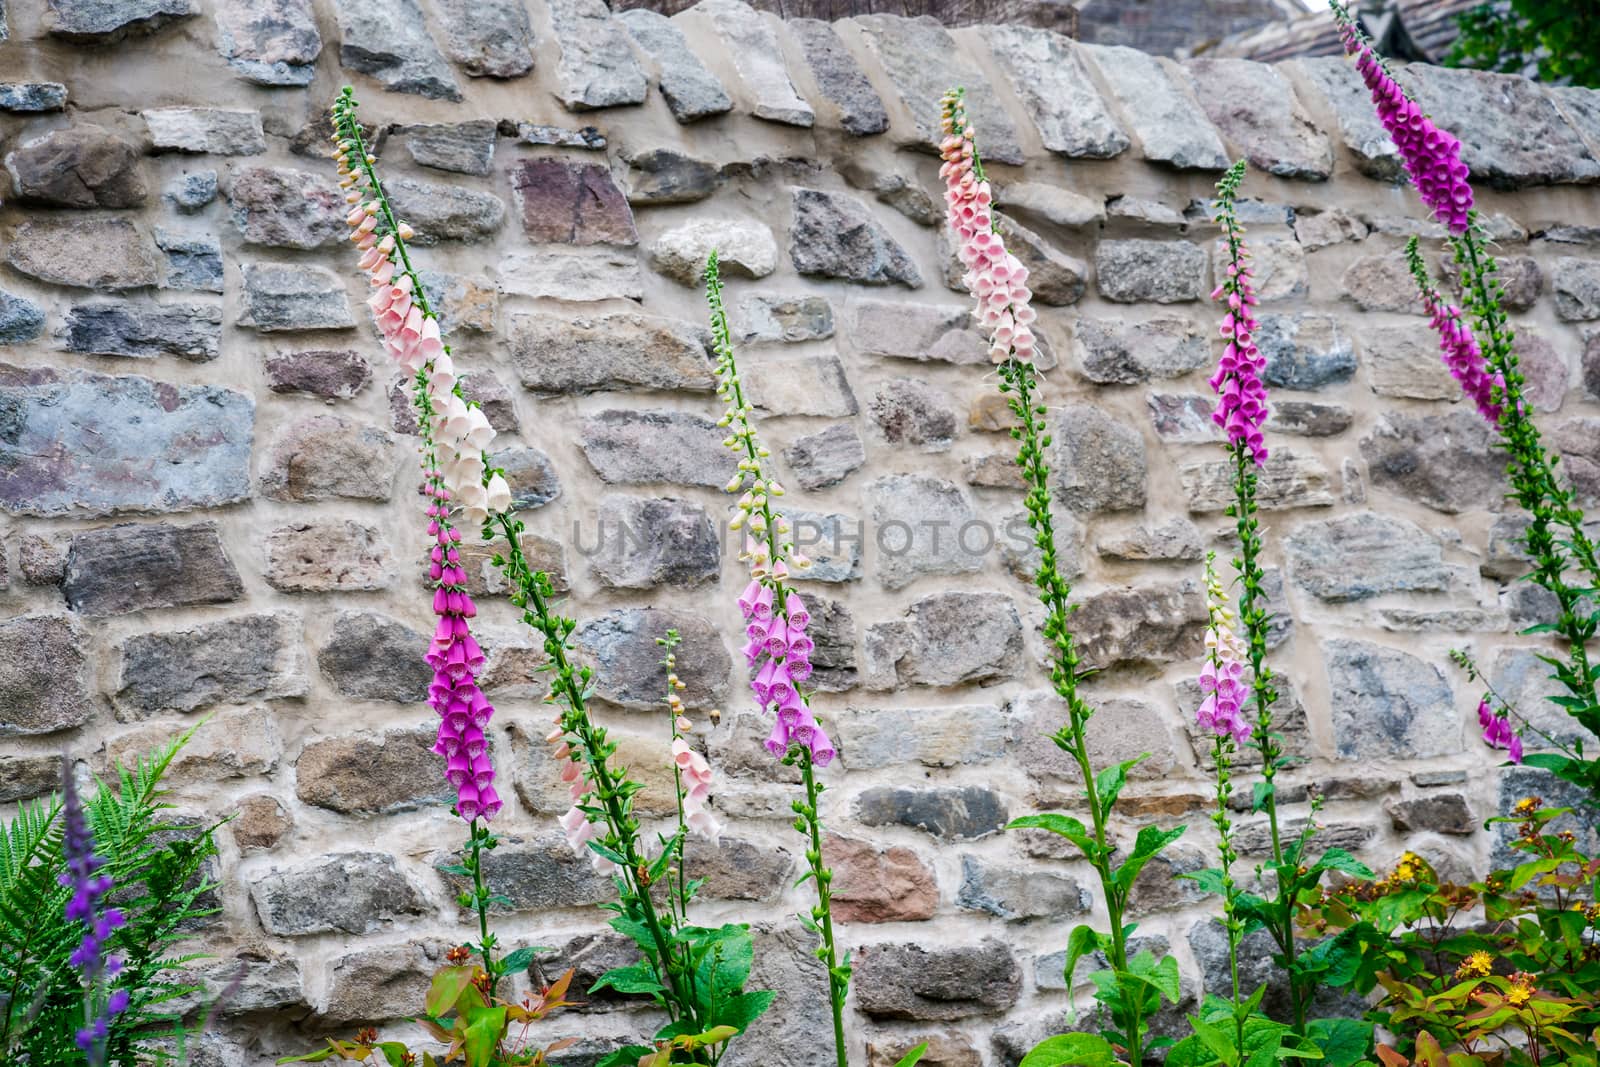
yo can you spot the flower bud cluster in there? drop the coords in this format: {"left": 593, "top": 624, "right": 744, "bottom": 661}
{"left": 664, "top": 655, "right": 721, "bottom": 843}
{"left": 332, "top": 95, "right": 509, "bottom": 526}
{"left": 939, "top": 88, "right": 1038, "bottom": 364}
{"left": 60, "top": 767, "right": 129, "bottom": 1060}
{"left": 1209, "top": 167, "right": 1270, "bottom": 468}
{"left": 1404, "top": 238, "right": 1506, "bottom": 425}
{"left": 422, "top": 499, "right": 500, "bottom": 820}
{"left": 1197, "top": 558, "right": 1251, "bottom": 747}
{"left": 709, "top": 255, "right": 833, "bottom": 767}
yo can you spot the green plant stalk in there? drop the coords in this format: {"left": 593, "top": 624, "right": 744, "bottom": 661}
{"left": 1213, "top": 167, "right": 1303, "bottom": 1035}
{"left": 797, "top": 753, "right": 848, "bottom": 1067}
{"left": 493, "top": 512, "right": 703, "bottom": 1034}
{"left": 1230, "top": 440, "right": 1301, "bottom": 1033}
{"left": 1001, "top": 358, "right": 1143, "bottom": 1063}
{"left": 660, "top": 634, "right": 693, "bottom": 929}
{"left": 467, "top": 823, "right": 496, "bottom": 996}
{"left": 1211, "top": 734, "right": 1246, "bottom": 1065}
{"left": 1447, "top": 230, "right": 1600, "bottom": 740}
{"left": 1336, "top": 1, "right": 1600, "bottom": 764}
{"left": 705, "top": 257, "right": 848, "bottom": 1067}
{"left": 331, "top": 92, "right": 705, "bottom": 1047}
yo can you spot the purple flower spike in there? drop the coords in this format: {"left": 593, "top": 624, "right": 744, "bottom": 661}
{"left": 1342, "top": 29, "right": 1474, "bottom": 234}
{"left": 60, "top": 765, "right": 128, "bottom": 1065}
{"left": 1211, "top": 258, "right": 1269, "bottom": 466}
{"left": 1479, "top": 701, "right": 1524, "bottom": 764}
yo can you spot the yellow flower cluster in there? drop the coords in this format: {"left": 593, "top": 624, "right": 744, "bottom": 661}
{"left": 1454, "top": 950, "right": 1494, "bottom": 979}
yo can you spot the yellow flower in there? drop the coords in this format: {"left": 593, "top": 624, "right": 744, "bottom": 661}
{"left": 1455, "top": 950, "right": 1493, "bottom": 979}
{"left": 1505, "top": 973, "right": 1535, "bottom": 1007}
{"left": 1513, "top": 796, "right": 1542, "bottom": 817}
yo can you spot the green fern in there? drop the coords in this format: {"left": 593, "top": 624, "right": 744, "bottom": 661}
{"left": 0, "top": 723, "right": 222, "bottom": 1066}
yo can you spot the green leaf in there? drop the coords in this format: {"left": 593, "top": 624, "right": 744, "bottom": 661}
{"left": 587, "top": 839, "right": 628, "bottom": 866}
{"left": 1187, "top": 1012, "right": 1237, "bottom": 1062}
{"left": 1007, "top": 813, "right": 1097, "bottom": 859}
{"left": 1307, "top": 1017, "right": 1373, "bottom": 1067}
{"left": 1113, "top": 824, "right": 1186, "bottom": 892}
{"left": 1232, "top": 892, "right": 1275, "bottom": 934}
{"left": 1018, "top": 1033, "right": 1120, "bottom": 1067}
{"left": 610, "top": 915, "right": 655, "bottom": 944}
{"left": 1062, "top": 924, "right": 1101, "bottom": 995}
{"left": 425, "top": 966, "right": 477, "bottom": 1017}
{"left": 708, "top": 990, "right": 775, "bottom": 1033}
{"left": 1095, "top": 755, "right": 1148, "bottom": 819}
{"left": 500, "top": 946, "right": 542, "bottom": 975}
{"left": 375, "top": 1043, "right": 412, "bottom": 1067}
{"left": 1314, "top": 848, "right": 1375, "bottom": 880}
{"left": 891, "top": 1043, "right": 930, "bottom": 1067}
{"left": 275, "top": 1049, "right": 340, "bottom": 1064}
{"left": 595, "top": 1046, "right": 655, "bottom": 1067}
{"left": 463, "top": 1005, "right": 507, "bottom": 1067}
{"left": 1252, "top": 780, "right": 1274, "bottom": 813}
{"left": 1520, "top": 752, "right": 1576, "bottom": 775}
{"left": 592, "top": 961, "right": 666, "bottom": 996}
{"left": 1507, "top": 855, "right": 1562, "bottom": 891}
{"left": 1165, "top": 1034, "right": 1225, "bottom": 1067}
{"left": 1179, "top": 867, "right": 1229, "bottom": 897}
{"left": 1125, "top": 951, "right": 1181, "bottom": 1006}
{"left": 1240, "top": 1016, "right": 1297, "bottom": 1066}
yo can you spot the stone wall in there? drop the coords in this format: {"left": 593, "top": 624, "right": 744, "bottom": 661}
{"left": 3, "top": 2, "right": 1600, "bottom": 1065}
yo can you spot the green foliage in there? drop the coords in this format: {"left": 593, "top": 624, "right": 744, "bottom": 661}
{"left": 280, "top": 964, "right": 580, "bottom": 1066}
{"left": 1408, "top": 220, "right": 1600, "bottom": 799}
{"left": 1448, "top": 0, "right": 1600, "bottom": 88}
{"left": 951, "top": 77, "right": 1188, "bottom": 1064}
{"left": 1303, "top": 801, "right": 1600, "bottom": 1065}
{"left": 994, "top": 340, "right": 1188, "bottom": 1064}
{"left": 890, "top": 1043, "right": 928, "bottom": 1067}
{"left": 0, "top": 726, "right": 221, "bottom": 1066}
{"left": 1018, "top": 1033, "right": 1120, "bottom": 1067}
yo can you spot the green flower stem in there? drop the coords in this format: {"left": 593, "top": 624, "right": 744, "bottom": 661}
{"left": 1001, "top": 358, "right": 1143, "bottom": 1065}
{"left": 705, "top": 256, "right": 848, "bottom": 1067}
{"left": 660, "top": 632, "right": 693, "bottom": 929}
{"left": 1229, "top": 438, "right": 1302, "bottom": 1034}
{"left": 795, "top": 751, "right": 848, "bottom": 1067}
{"left": 465, "top": 822, "right": 497, "bottom": 995}
{"left": 1211, "top": 734, "right": 1246, "bottom": 1065}
{"left": 1213, "top": 170, "right": 1303, "bottom": 1035}
{"left": 1447, "top": 230, "right": 1600, "bottom": 745}
{"left": 493, "top": 510, "right": 702, "bottom": 1032}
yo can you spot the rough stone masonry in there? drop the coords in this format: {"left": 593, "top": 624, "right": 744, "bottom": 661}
{"left": 2, "top": 1, "right": 1600, "bottom": 1064}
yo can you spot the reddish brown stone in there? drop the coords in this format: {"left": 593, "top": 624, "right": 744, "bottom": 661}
{"left": 825, "top": 834, "right": 937, "bottom": 923}
{"left": 1119, "top": 793, "right": 1210, "bottom": 818}
{"left": 867, "top": 1033, "right": 981, "bottom": 1067}
{"left": 265, "top": 349, "right": 371, "bottom": 399}
{"left": 232, "top": 794, "right": 292, "bottom": 850}
{"left": 6, "top": 126, "right": 146, "bottom": 208}
{"left": 509, "top": 159, "right": 636, "bottom": 246}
